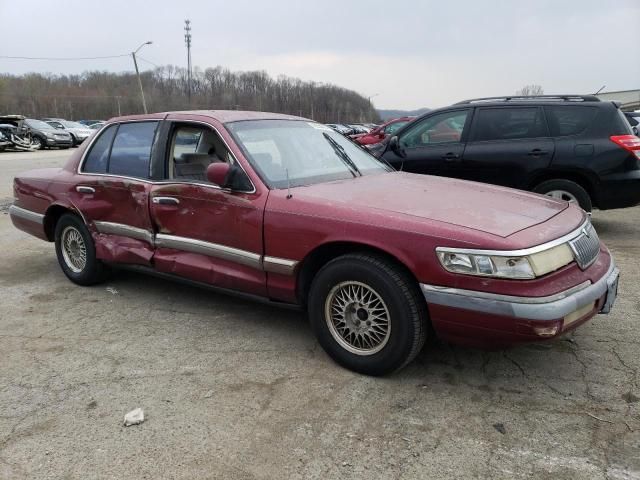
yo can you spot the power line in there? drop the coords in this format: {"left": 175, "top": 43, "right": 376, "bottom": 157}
{"left": 138, "top": 56, "right": 160, "bottom": 68}
{"left": 0, "top": 54, "right": 131, "bottom": 61}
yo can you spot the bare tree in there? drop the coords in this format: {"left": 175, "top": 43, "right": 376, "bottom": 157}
{"left": 516, "top": 84, "right": 544, "bottom": 96}
{"left": 0, "top": 66, "right": 381, "bottom": 123}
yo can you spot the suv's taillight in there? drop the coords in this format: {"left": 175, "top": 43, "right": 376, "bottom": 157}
{"left": 610, "top": 135, "right": 640, "bottom": 160}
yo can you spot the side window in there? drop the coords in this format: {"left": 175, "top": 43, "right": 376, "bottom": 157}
{"left": 399, "top": 110, "right": 469, "bottom": 149}
{"left": 83, "top": 124, "right": 117, "bottom": 173}
{"left": 384, "top": 121, "right": 408, "bottom": 135}
{"left": 472, "top": 107, "right": 547, "bottom": 141}
{"left": 168, "top": 124, "right": 231, "bottom": 182}
{"left": 545, "top": 106, "right": 598, "bottom": 136}
{"left": 108, "top": 122, "right": 158, "bottom": 179}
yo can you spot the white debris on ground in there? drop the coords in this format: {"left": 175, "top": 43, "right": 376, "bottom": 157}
{"left": 106, "top": 287, "right": 119, "bottom": 295}
{"left": 124, "top": 408, "right": 144, "bottom": 427}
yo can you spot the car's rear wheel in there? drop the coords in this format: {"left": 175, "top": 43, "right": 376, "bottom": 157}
{"left": 54, "top": 213, "right": 107, "bottom": 285}
{"left": 534, "top": 179, "right": 592, "bottom": 212}
{"left": 308, "top": 253, "right": 428, "bottom": 375}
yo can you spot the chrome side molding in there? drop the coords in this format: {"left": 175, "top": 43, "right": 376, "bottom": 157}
{"left": 155, "top": 233, "right": 263, "bottom": 270}
{"left": 93, "top": 222, "right": 298, "bottom": 275}
{"left": 94, "top": 221, "right": 154, "bottom": 244}
{"left": 263, "top": 256, "right": 299, "bottom": 275}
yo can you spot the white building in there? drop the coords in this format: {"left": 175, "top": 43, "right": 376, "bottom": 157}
{"left": 595, "top": 89, "right": 640, "bottom": 111}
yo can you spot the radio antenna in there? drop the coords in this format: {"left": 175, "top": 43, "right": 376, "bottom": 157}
{"left": 286, "top": 168, "right": 292, "bottom": 199}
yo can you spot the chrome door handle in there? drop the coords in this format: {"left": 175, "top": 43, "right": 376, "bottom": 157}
{"left": 152, "top": 196, "right": 180, "bottom": 205}
{"left": 76, "top": 186, "right": 95, "bottom": 194}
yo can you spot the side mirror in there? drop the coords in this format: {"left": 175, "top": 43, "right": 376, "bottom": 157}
{"left": 378, "top": 132, "right": 385, "bottom": 140}
{"left": 633, "top": 126, "right": 638, "bottom": 136}
{"left": 206, "top": 162, "right": 230, "bottom": 186}
{"left": 389, "top": 135, "right": 406, "bottom": 158}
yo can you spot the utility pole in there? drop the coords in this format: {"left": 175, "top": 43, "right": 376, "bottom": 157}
{"left": 184, "top": 20, "right": 192, "bottom": 105}
{"left": 131, "top": 41, "right": 153, "bottom": 114}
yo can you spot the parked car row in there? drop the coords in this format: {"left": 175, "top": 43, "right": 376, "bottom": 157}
{"left": 0, "top": 115, "right": 105, "bottom": 152}
{"left": 9, "top": 104, "right": 629, "bottom": 375}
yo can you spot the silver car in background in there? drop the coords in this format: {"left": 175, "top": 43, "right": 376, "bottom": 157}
{"left": 43, "top": 118, "right": 94, "bottom": 147}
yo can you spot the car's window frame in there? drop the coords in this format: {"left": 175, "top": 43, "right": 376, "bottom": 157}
{"left": 160, "top": 120, "right": 256, "bottom": 193}
{"left": 468, "top": 105, "right": 550, "bottom": 143}
{"left": 397, "top": 108, "right": 472, "bottom": 149}
{"left": 79, "top": 119, "right": 160, "bottom": 181}
{"left": 78, "top": 119, "right": 257, "bottom": 193}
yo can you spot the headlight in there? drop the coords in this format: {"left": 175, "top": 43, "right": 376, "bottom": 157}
{"left": 436, "top": 243, "right": 574, "bottom": 280}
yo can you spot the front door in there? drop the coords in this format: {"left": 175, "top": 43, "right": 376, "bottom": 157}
{"left": 71, "top": 120, "right": 161, "bottom": 265}
{"left": 148, "top": 120, "right": 268, "bottom": 296}
{"left": 382, "top": 109, "right": 471, "bottom": 178}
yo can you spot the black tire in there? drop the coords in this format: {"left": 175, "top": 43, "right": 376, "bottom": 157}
{"left": 69, "top": 135, "right": 77, "bottom": 147}
{"left": 308, "top": 253, "right": 428, "bottom": 376}
{"left": 31, "top": 136, "right": 44, "bottom": 150}
{"left": 533, "top": 179, "right": 592, "bottom": 212}
{"left": 54, "top": 213, "right": 108, "bottom": 285}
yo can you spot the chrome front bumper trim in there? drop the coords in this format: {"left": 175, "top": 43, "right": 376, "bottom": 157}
{"left": 9, "top": 205, "right": 44, "bottom": 224}
{"left": 421, "top": 260, "right": 618, "bottom": 321}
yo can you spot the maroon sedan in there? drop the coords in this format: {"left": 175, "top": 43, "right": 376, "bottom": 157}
{"left": 10, "top": 111, "right": 619, "bottom": 375}
{"left": 352, "top": 116, "right": 413, "bottom": 146}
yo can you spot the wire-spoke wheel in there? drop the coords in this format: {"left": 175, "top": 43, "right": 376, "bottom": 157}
{"left": 309, "top": 253, "right": 428, "bottom": 375}
{"left": 325, "top": 281, "right": 391, "bottom": 356}
{"left": 61, "top": 226, "right": 87, "bottom": 273}
{"left": 54, "top": 213, "right": 108, "bottom": 285}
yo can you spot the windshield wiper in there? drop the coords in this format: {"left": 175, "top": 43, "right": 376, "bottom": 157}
{"left": 322, "top": 132, "right": 361, "bottom": 177}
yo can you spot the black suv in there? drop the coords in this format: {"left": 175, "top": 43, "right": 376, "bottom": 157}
{"left": 376, "top": 95, "right": 640, "bottom": 212}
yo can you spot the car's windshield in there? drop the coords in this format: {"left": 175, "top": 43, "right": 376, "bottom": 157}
{"left": 26, "top": 119, "right": 54, "bottom": 130}
{"left": 227, "top": 120, "right": 392, "bottom": 189}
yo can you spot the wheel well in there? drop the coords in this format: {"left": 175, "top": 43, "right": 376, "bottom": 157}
{"left": 295, "top": 242, "right": 419, "bottom": 307}
{"left": 43, "top": 205, "right": 76, "bottom": 241}
{"left": 528, "top": 171, "right": 596, "bottom": 203}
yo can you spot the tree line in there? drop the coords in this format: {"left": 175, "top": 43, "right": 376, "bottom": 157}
{"left": 0, "top": 65, "right": 380, "bottom": 123}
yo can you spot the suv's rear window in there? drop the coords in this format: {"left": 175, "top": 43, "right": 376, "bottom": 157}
{"left": 545, "top": 106, "right": 598, "bottom": 136}
{"left": 472, "top": 107, "right": 547, "bottom": 141}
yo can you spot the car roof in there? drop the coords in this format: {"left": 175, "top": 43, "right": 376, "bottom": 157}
{"left": 110, "top": 110, "right": 308, "bottom": 124}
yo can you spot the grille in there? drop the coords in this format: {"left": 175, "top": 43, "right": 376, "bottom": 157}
{"left": 569, "top": 223, "right": 600, "bottom": 270}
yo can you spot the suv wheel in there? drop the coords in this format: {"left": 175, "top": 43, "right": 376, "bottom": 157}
{"left": 534, "top": 179, "right": 592, "bottom": 212}
{"left": 308, "top": 253, "right": 428, "bottom": 376}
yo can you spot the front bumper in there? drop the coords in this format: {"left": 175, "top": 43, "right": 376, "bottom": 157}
{"left": 421, "top": 259, "right": 619, "bottom": 347}
{"left": 45, "top": 136, "right": 73, "bottom": 147}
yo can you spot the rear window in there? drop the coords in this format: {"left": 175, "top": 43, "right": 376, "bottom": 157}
{"left": 545, "top": 106, "right": 598, "bottom": 136}
{"left": 471, "top": 107, "right": 547, "bottom": 141}
{"left": 83, "top": 124, "right": 117, "bottom": 174}
{"left": 611, "top": 109, "right": 634, "bottom": 135}
{"left": 82, "top": 121, "right": 158, "bottom": 179}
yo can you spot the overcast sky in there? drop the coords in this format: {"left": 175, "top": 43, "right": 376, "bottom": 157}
{"left": 1, "top": 0, "right": 639, "bottom": 109}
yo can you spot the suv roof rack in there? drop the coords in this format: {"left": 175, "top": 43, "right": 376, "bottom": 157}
{"left": 454, "top": 95, "right": 601, "bottom": 105}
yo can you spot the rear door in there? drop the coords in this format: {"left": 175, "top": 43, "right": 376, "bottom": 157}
{"left": 148, "top": 118, "right": 268, "bottom": 296}
{"left": 382, "top": 109, "right": 471, "bottom": 176}
{"left": 461, "top": 106, "right": 554, "bottom": 188}
{"left": 71, "top": 120, "right": 161, "bottom": 265}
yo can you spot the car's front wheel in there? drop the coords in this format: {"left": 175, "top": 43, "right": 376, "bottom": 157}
{"left": 54, "top": 213, "right": 108, "bottom": 285}
{"left": 308, "top": 253, "right": 428, "bottom": 375}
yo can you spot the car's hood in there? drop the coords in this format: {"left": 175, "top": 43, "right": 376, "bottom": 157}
{"left": 290, "top": 172, "right": 570, "bottom": 238}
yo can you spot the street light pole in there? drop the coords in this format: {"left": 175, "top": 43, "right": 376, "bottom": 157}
{"left": 367, "top": 93, "right": 380, "bottom": 122}
{"left": 131, "top": 41, "right": 153, "bottom": 114}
